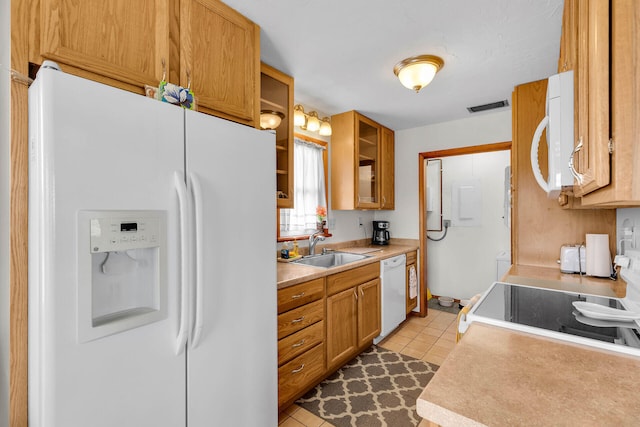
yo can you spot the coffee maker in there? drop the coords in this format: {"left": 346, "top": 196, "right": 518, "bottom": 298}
{"left": 372, "top": 221, "right": 390, "bottom": 245}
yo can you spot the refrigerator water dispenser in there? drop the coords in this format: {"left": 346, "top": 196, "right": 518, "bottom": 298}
{"left": 77, "top": 210, "right": 167, "bottom": 343}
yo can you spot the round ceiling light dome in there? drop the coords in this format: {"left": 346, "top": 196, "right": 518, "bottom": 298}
{"left": 393, "top": 55, "right": 444, "bottom": 93}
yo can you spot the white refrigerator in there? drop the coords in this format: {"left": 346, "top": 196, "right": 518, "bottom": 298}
{"left": 28, "top": 64, "right": 277, "bottom": 426}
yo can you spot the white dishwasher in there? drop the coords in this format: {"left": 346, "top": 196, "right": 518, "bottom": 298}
{"left": 374, "top": 254, "right": 407, "bottom": 344}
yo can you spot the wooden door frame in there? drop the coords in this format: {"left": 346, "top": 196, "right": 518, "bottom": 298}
{"left": 417, "top": 141, "right": 511, "bottom": 316}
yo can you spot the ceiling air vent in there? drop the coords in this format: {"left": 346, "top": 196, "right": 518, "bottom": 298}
{"left": 467, "top": 99, "right": 509, "bottom": 113}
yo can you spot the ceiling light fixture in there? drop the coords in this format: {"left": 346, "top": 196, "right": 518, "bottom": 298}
{"left": 393, "top": 55, "right": 444, "bottom": 93}
{"left": 293, "top": 104, "right": 332, "bottom": 136}
{"left": 259, "top": 110, "right": 285, "bottom": 130}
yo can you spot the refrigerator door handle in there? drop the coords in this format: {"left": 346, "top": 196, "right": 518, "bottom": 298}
{"left": 174, "top": 171, "right": 190, "bottom": 355}
{"left": 189, "top": 172, "right": 205, "bottom": 349}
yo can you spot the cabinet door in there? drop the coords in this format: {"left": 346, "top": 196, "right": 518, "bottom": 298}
{"left": 573, "top": 0, "right": 610, "bottom": 196}
{"left": 261, "top": 63, "right": 294, "bottom": 208}
{"left": 558, "top": 0, "right": 578, "bottom": 73}
{"left": 380, "top": 126, "right": 395, "bottom": 210}
{"left": 356, "top": 115, "right": 380, "bottom": 209}
{"left": 180, "top": 0, "right": 259, "bottom": 125}
{"left": 357, "top": 279, "right": 381, "bottom": 347}
{"left": 326, "top": 287, "right": 357, "bottom": 369}
{"left": 40, "top": 0, "right": 169, "bottom": 87}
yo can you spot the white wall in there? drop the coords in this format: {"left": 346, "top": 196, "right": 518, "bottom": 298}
{"left": 1, "top": 0, "right": 11, "bottom": 424}
{"left": 426, "top": 151, "right": 511, "bottom": 299}
{"left": 376, "top": 110, "right": 512, "bottom": 299}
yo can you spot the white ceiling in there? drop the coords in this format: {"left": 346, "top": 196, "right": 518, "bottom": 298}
{"left": 223, "top": 0, "right": 564, "bottom": 131}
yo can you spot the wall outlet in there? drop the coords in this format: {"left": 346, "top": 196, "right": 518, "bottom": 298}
{"left": 358, "top": 216, "right": 363, "bottom": 227}
{"left": 443, "top": 219, "right": 451, "bottom": 228}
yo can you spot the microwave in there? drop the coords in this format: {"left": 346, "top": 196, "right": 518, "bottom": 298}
{"left": 530, "top": 70, "right": 574, "bottom": 198}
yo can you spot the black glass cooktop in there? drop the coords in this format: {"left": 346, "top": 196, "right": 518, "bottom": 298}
{"left": 472, "top": 283, "right": 640, "bottom": 349}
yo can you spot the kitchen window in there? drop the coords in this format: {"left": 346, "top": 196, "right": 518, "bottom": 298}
{"left": 278, "top": 134, "right": 328, "bottom": 240}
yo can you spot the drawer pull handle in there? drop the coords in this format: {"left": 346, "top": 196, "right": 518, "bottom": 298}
{"left": 291, "top": 364, "right": 305, "bottom": 374}
{"left": 291, "top": 316, "right": 304, "bottom": 324}
{"left": 292, "top": 339, "right": 306, "bottom": 348}
{"left": 291, "top": 292, "right": 305, "bottom": 299}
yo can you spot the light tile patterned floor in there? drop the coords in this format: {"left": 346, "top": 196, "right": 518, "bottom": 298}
{"left": 278, "top": 308, "right": 459, "bottom": 427}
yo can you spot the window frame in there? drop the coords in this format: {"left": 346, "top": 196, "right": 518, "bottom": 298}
{"left": 277, "top": 133, "right": 329, "bottom": 242}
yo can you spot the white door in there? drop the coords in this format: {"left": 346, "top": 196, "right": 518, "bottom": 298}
{"left": 184, "top": 109, "right": 278, "bottom": 426}
{"left": 29, "top": 69, "right": 186, "bottom": 426}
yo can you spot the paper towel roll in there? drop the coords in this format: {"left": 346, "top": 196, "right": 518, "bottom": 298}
{"left": 586, "top": 234, "right": 612, "bottom": 277}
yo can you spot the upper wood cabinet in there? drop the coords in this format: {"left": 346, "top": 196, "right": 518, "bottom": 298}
{"left": 380, "top": 126, "right": 395, "bottom": 210}
{"left": 180, "top": 0, "right": 259, "bottom": 125}
{"left": 260, "top": 63, "right": 294, "bottom": 208}
{"left": 572, "top": 0, "right": 610, "bottom": 197}
{"left": 331, "top": 110, "right": 395, "bottom": 210}
{"left": 35, "top": 0, "right": 260, "bottom": 127}
{"left": 38, "top": 0, "right": 170, "bottom": 88}
{"left": 559, "top": 0, "right": 640, "bottom": 206}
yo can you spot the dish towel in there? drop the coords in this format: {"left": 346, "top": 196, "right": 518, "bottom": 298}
{"left": 409, "top": 265, "right": 418, "bottom": 299}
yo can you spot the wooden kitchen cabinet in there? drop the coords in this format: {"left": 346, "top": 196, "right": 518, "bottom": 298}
{"left": 276, "top": 278, "right": 326, "bottom": 410}
{"left": 326, "top": 262, "right": 380, "bottom": 369}
{"left": 34, "top": 0, "right": 260, "bottom": 126}
{"left": 380, "top": 126, "right": 395, "bottom": 210}
{"left": 261, "top": 63, "right": 294, "bottom": 208}
{"left": 406, "top": 250, "right": 418, "bottom": 314}
{"left": 37, "top": 0, "right": 170, "bottom": 89}
{"left": 180, "top": 0, "right": 260, "bottom": 125}
{"left": 558, "top": 0, "right": 640, "bottom": 206}
{"left": 330, "top": 111, "right": 395, "bottom": 210}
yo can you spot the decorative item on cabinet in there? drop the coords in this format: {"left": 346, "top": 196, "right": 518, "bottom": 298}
{"left": 330, "top": 110, "right": 395, "bottom": 210}
{"left": 261, "top": 63, "right": 294, "bottom": 209}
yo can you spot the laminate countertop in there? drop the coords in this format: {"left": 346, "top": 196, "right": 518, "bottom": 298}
{"left": 417, "top": 323, "right": 640, "bottom": 427}
{"left": 277, "top": 240, "right": 418, "bottom": 290}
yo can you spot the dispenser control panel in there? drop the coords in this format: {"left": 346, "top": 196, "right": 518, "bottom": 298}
{"left": 89, "top": 213, "right": 162, "bottom": 253}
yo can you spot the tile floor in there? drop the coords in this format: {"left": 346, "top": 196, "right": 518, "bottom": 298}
{"left": 278, "top": 307, "right": 460, "bottom": 427}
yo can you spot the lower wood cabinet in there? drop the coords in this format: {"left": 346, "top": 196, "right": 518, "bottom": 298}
{"left": 326, "top": 262, "right": 380, "bottom": 370}
{"left": 277, "top": 278, "right": 325, "bottom": 410}
{"left": 277, "top": 260, "right": 384, "bottom": 411}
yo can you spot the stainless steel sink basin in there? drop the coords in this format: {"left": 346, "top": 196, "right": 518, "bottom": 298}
{"left": 292, "top": 251, "right": 371, "bottom": 268}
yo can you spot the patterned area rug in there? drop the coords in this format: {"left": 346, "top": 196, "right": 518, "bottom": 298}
{"left": 296, "top": 346, "right": 438, "bottom": 426}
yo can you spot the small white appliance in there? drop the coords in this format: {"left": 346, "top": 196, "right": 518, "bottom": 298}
{"left": 374, "top": 254, "right": 407, "bottom": 344}
{"left": 530, "top": 70, "right": 574, "bottom": 198}
{"left": 28, "top": 63, "right": 277, "bottom": 426}
{"left": 559, "top": 244, "right": 587, "bottom": 274}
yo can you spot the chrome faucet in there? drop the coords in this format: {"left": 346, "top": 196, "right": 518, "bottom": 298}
{"left": 308, "top": 231, "right": 326, "bottom": 256}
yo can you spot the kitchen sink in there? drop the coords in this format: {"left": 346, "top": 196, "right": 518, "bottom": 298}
{"left": 292, "top": 251, "right": 371, "bottom": 268}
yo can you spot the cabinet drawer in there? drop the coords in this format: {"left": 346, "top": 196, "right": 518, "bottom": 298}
{"left": 406, "top": 250, "right": 417, "bottom": 265}
{"left": 277, "top": 278, "right": 324, "bottom": 314}
{"left": 278, "top": 299, "right": 323, "bottom": 340}
{"left": 278, "top": 320, "right": 324, "bottom": 366}
{"left": 278, "top": 343, "right": 325, "bottom": 407}
{"left": 327, "top": 262, "right": 379, "bottom": 296}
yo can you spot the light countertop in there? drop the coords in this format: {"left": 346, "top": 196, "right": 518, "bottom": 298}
{"left": 277, "top": 240, "right": 418, "bottom": 289}
{"left": 417, "top": 323, "right": 640, "bottom": 427}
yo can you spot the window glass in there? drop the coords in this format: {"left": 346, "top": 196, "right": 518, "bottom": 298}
{"left": 278, "top": 135, "right": 328, "bottom": 240}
